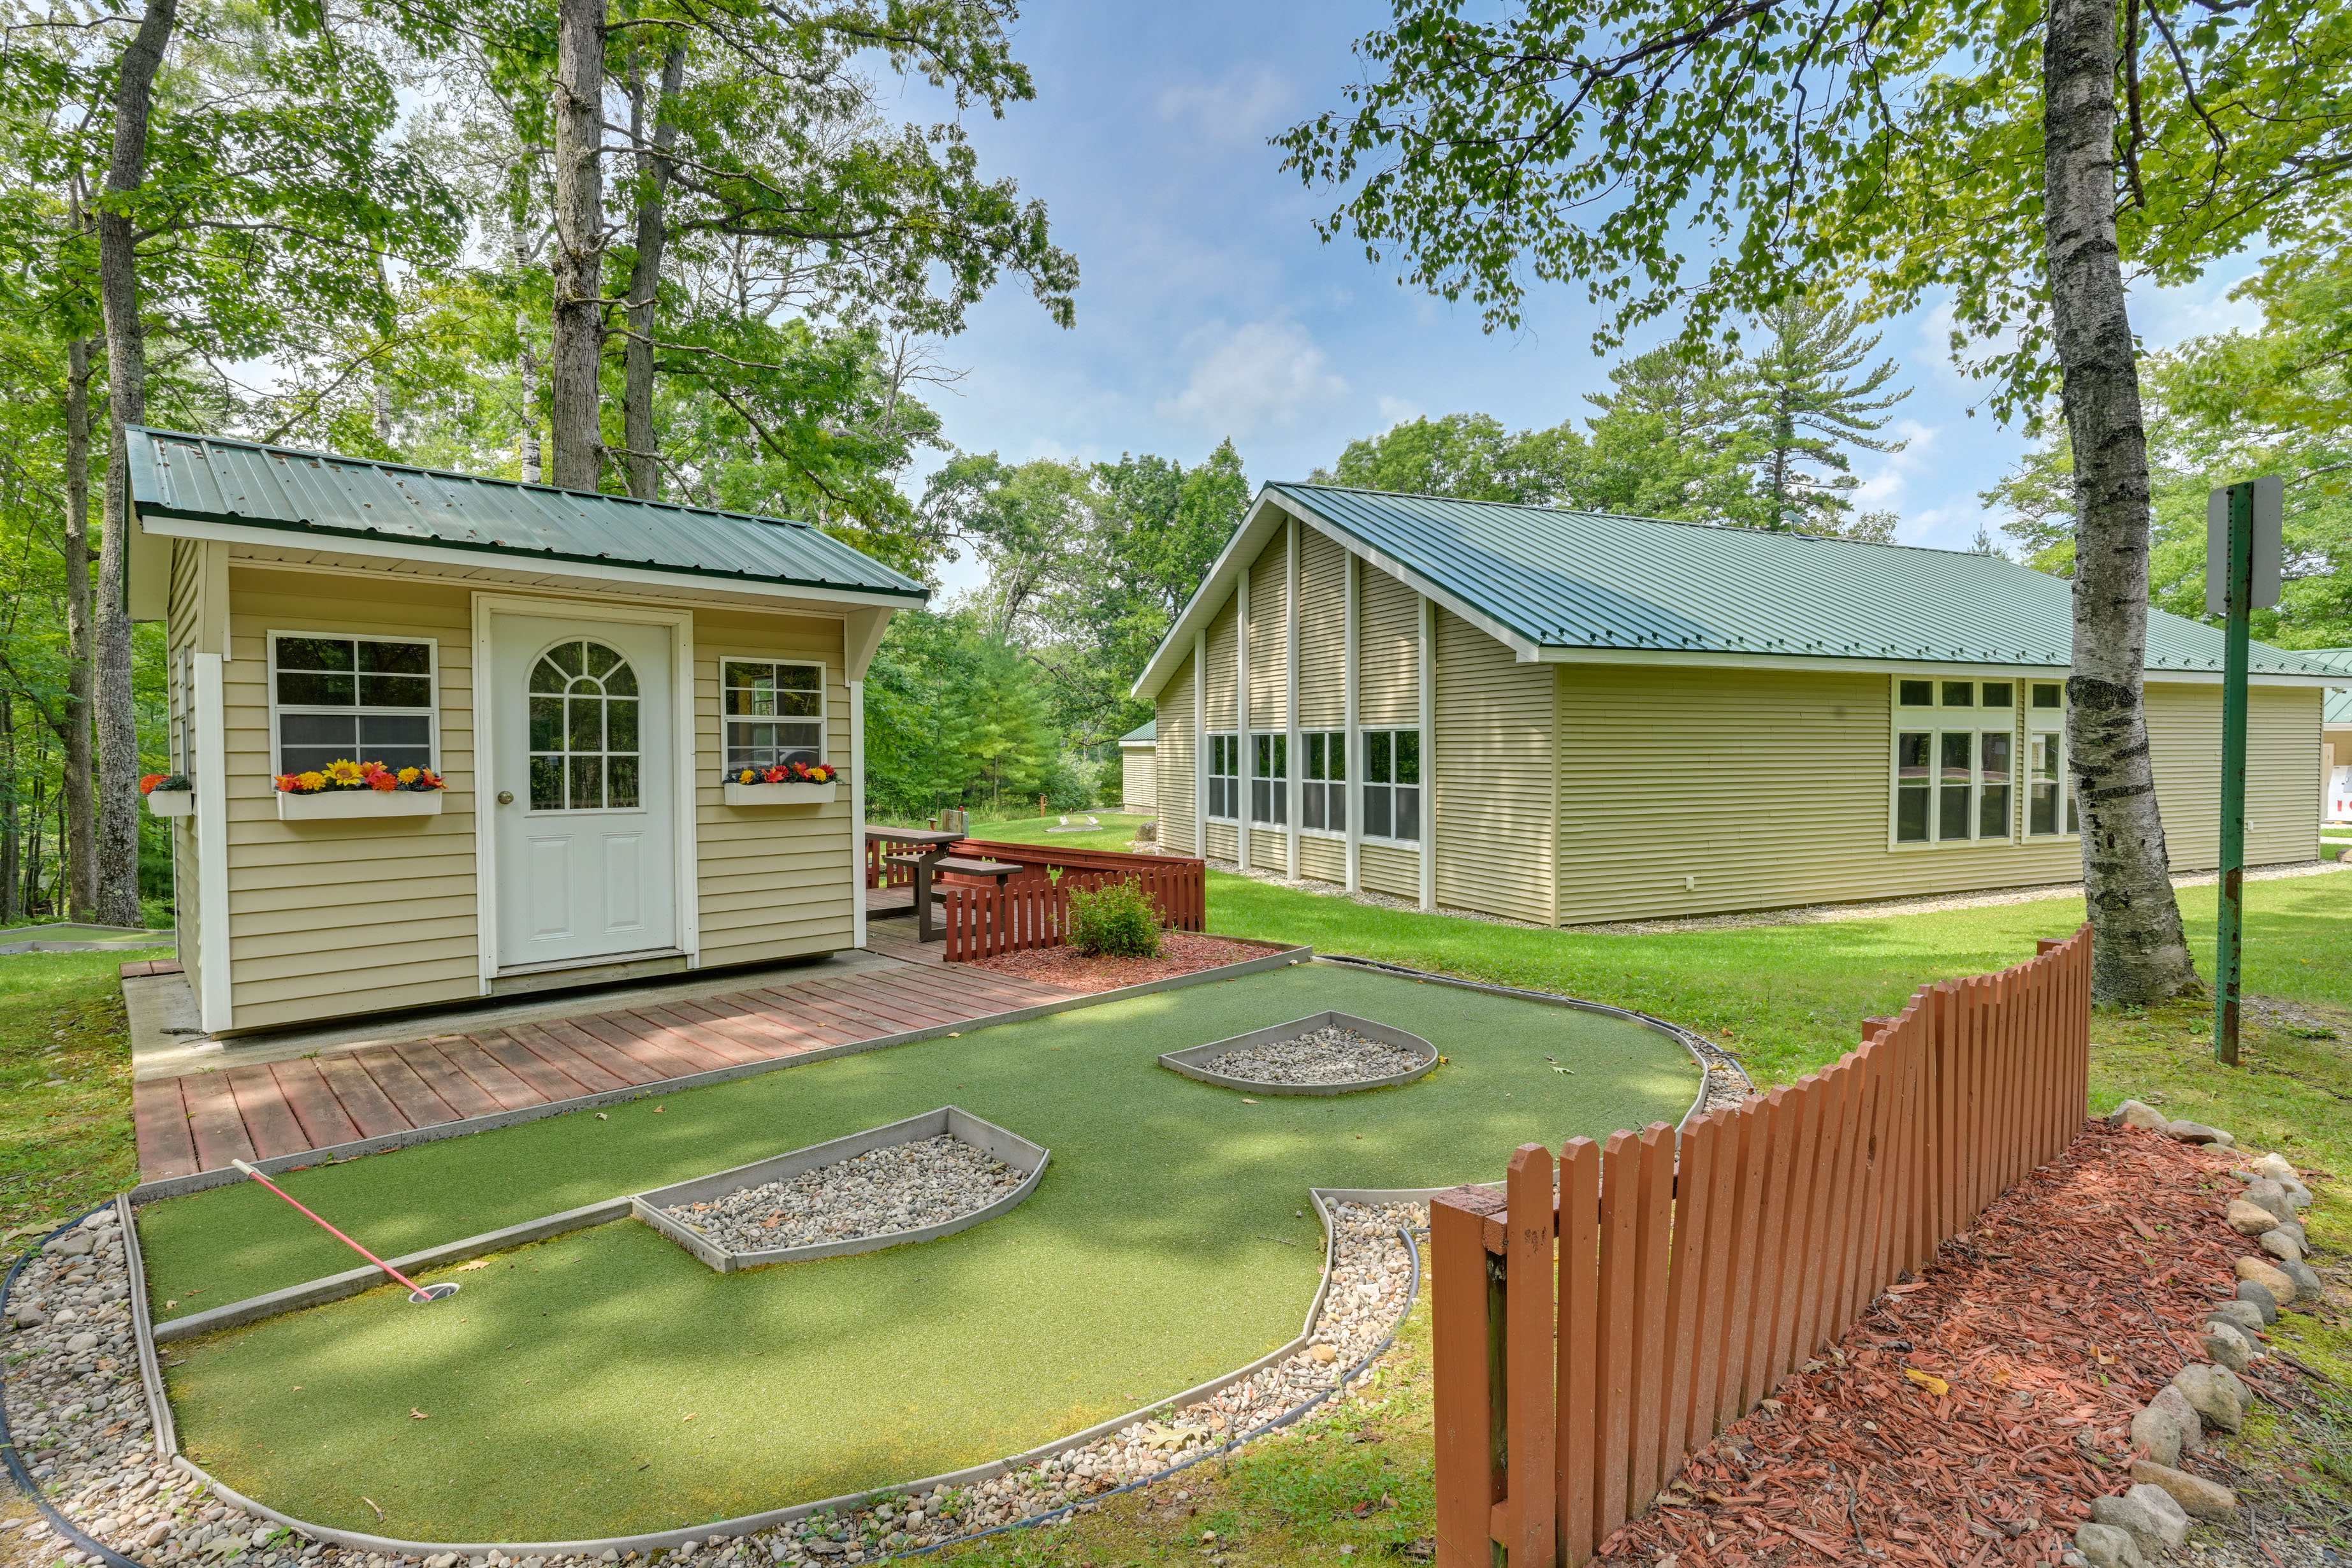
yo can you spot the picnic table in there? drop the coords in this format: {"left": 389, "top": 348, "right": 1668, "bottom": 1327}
{"left": 882, "top": 850, "right": 1026, "bottom": 943}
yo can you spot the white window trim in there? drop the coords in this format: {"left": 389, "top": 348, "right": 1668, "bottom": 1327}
{"left": 1205, "top": 730, "right": 1240, "bottom": 823}
{"left": 1357, "top": 725, "right": 1423, "bottom": 846}
{"left": 1888, "top": 674, "right": 2053, "bottom": 850}
{"left": 265, "top": 628, "right": 440, "bottom": 778}
{"left": 1298, "top": 727, "right": 1347, "bottom": 841}
{"left": 2022, "top": 702, "right": 2076, "bottom": 839}
{"left": 1249, "top": 732, "right": 1290, "bottom": 827}
{"left": 719, "top": 655, "right": 830, "bottom": 770}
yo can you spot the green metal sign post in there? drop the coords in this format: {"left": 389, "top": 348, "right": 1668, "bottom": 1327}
{"left": 2205, "top": 475, "right": 2283, "bottom": 1068}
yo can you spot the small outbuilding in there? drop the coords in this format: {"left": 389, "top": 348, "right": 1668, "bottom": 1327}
{"left": 2312, "top": 648, "right": 2352, "bottom": 821}
{"left": 1117, "top": 720, "right": 1157, "bottom": 815}
{"left": 126, "top": 428, "right": 926, "bottom": 1034}
{"left": 1131, "top": 484, "right": 2341, "bottom": 926}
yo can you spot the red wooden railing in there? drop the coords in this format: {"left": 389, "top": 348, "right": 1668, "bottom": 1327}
{"left": 936, "top": 859, "right": 1207, "bottom": 961}
{"left": 1431, "top": 927, "right": 2093, "bottom": 1568}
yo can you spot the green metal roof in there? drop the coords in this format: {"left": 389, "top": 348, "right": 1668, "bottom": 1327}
{"left": 1119, "top": 719, "right": 1157, "bottom": 744}
{"left": 127, "top": 427, "right": 927, "bottom": 601}
{"left": 2309, "top": 650, "right": 2352, "bottom": 725}
{"left": 1265, "top": 484, "right": 2341, "bottom": 677}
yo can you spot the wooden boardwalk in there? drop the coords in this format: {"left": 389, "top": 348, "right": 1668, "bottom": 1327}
{"left": 131, "top": 951, "right": 1074, "bottom": 1183}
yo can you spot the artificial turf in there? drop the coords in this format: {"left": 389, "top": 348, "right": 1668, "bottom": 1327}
{"left": 137, "top": 961, "right": 1695, "bottom": 1543}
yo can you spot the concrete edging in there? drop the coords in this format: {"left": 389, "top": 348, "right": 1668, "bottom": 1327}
{"left": 119, "top": 1177, "right": 1425, "bottom": 1555}
{"left": 632, "top": 1108, "right": 1049, "bottom": 1271}
{"left": 1308, "top": 952, "right": 1732, "bottom": 1129}
{"left": 128, "top": 943, "right": 1311, "bottom": 1204}
{"left": 1159, "top": 1012, "right": 1438, "bottom": 1096}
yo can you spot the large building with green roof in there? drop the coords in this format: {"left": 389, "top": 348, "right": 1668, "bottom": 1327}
{"left": 1131, "top": 484, "right": 2345, "bottom": 924}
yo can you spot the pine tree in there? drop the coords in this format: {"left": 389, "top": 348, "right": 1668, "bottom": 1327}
{"left": 1743, "top": 295, "right": 1911, "bottom": 532}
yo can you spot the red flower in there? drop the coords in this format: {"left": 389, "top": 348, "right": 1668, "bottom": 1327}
{"left": 140, "top": 774, "right": 166, "bottom": 795}
{"left": 363, "top": 764, "right": 399, "bottom": 793}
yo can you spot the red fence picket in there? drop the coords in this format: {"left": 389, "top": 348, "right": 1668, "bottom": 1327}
{"left": 1428, "top": 925, "right": 2094, "bottom": 1568}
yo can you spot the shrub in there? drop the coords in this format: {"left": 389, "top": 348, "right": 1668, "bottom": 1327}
{"left": 1065, "top": 877, "right": 1163, "bottom": 959}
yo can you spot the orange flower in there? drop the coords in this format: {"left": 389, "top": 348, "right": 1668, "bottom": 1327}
{"left": 140, "top": 774, "right": 166, "bottom": 794}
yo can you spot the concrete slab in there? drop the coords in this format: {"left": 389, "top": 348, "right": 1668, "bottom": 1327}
{"left": 129, "top": 945, "right": 905, "bottom": 1082}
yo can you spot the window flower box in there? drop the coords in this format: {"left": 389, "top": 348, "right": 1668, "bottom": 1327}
{"left": 141, "top": 776, "right": 194, "bottom": 818}
{"left": 722, "top": 762, "right": 839, "bottom": 806}
{"left": 275, "top": 760, "right": 447, "bottom": 820}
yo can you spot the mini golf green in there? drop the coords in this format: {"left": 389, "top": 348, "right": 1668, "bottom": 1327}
{"left": 138, "top": 962, "right": 1697, "bottom": 1542}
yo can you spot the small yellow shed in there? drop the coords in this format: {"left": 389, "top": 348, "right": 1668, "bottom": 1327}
{"left": 1132, "top": 484, "right": 2342, "bottom": 926}
{"left": 125, "top": 428, "right": 926, "bottom": 1034}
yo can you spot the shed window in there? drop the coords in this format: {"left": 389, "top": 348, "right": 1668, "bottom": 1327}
{"left": 1206, "top": 734, "right": 1238, "bottom": 820}
{"left": 1251, "top": 734, "right": 1288, "bottom": 825}
{"left": 1361, "top": 729, "right": 1420, "bottom": 843}
{"left": 529, "top": 640, "right": 640, "bottom": 810}
{"left": 270, "top": 634, "right": 435, "bottom": 777}
{"left": 1894, "top": 727, "right": 2015, "bottom": 844}
{"left": 723, "top": 660, "right": 824, "bottom": 769}
{"left": 1301, "top": 730, "right": 1346, "bottom": 832}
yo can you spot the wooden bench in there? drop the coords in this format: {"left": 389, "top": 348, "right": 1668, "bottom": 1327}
{"left": 884, "top": 853, "right": 1025, "bottom": 942}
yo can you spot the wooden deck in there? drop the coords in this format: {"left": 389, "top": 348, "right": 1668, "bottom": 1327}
{"left": 131, "top": 951, "right": 1075, "bottom": 1183}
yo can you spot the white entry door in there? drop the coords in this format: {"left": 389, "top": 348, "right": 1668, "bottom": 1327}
{"left": 491, "top": 614, "right": 678, "bottom": 969}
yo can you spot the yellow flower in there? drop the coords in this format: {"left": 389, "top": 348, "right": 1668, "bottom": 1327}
{"left": 397, "top": 767, "right": 421, "bottom": 785}
{"left": 296, "top": 771, "right": 327, "bottom": 792}
{"left": 324, "top": 759, "right": 366, "bottom": 785}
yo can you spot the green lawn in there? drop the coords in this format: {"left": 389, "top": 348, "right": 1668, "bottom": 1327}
{"left": 919, "top": 812, "right": 1161, "bottom": 855}
{"left": 0, "top": 947, "right": 171, "bottom": 1236}
{"left": 140, "top": 962, "right": 1694, "bottom": 1542}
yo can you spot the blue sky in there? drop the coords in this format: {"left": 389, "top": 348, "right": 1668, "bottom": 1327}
{"left": 906, "top": 0, "right": 2266, "bottom": 591}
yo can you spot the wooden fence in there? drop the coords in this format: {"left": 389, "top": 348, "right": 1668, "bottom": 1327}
{"left": 938, "top": 860, "right": 1206, "bottom": 961}
{"left": 1432, "top": 927, "right": 2093, "bottom": 1568}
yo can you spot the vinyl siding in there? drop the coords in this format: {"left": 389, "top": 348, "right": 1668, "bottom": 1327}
{"left": 1298, "top": 835, "right": 1346, "bottom": 882}
{"left": 695, "top": 606, "right": 857, "bottom": 969}
{"left": 1206, "top": 822, "right": 1239, "bottom": 860}
{"left": 221, "top": 567, "right": 481, "bottom": 1027}
{"left": 1247, "top": 544, "right": 1288, "bottom": 732}
{"left": 1204, "top": 600, "right": 1239, "bottom": 731}
{"left": 1249, "top": 827, "right": 1291, "bottom": 871}
{"left": 1298, "top": 529, "right": 1347, "bottom": 730}
{"left": 1359, "top": 569, "right": 1420, "bottom": 727}
{"left": 1433, "top": 608, "right": 1555, "bottom": 923}
{"left": 1157, "top": 653, "right": 1197, "bottom": 853}
{"left": 1360, "top": 841, "right": 1420, "bottom": 901}
{"left": 2144, "top": 682, "right": 2321, "bottom": 869}
{"left": 1122, "top": 748, "right": 1159, "bottom": 815}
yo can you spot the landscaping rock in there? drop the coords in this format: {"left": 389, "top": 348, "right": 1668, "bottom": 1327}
{"left": 659, "top": 1134, "right": 1026, "bottom": 1255}
{"left": 2258, "top": 1228, "right": 2303, "bottom": 1264}
{"left": 2130, "top": 1386, "right": 2202, "bottom": 1466}
{"left": 1201, "top": 1025, "right": 1429, "bottom": 1086}
{"left": 2170, "top": 1363, "right": 2252, "bottom": 1432}
{"left": 2283, "top": 1180, "right": 2314, "bottom": 1210}
{"left": 2074, "top": 1522, "right": 2144, "bottom": 1568}
{"left": 2272, "top": 1219, "right": 2309, "bottom": 1251}
{"left": 2163, "top": 1121, "right": 2228, "bottom": 1145}
{"left": 2277, "top": 1258, "right": 2325, "bottom": 1304}
{"left": 2198, "top": 1322, "right": 2254, "bottom": 1373}
{"left": 2205, "top": 1300, "right": 2266, "bottom": 1337}
{"left": 2128, "top": 1462, "right": 2238, "bottom": 1523}
{"left": 2108, "top": 1101, "right": 2168, "bottom": 1131}
{"left": 2089, "top": 1486, "right": 2191, "bottom": 1555}
{"left": 2250, "top": 1152, "right": 2298, "bottom": 1183}
{"left": 2234, "top": 1281, "right": 2279, "bottom": 1322}
{"left": 2242, "top": 1180, "right": 2295, "bottom": 1223}
{"left": 2233, "top": 1256, "right": 2298, "bottom": 1302}
{"left": 41, "top": 1233, "right": 92, "bottom": 1258}
{"left": 2223, "top": 1198, "right": 2279, "bottom": 1236}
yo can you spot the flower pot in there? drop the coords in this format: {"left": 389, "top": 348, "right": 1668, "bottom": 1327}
{"left": 722, "top": 781, "right": 838, "bottom": 806}
{"left": 143, "top": 791, "right": 194, "bottom": 818}
{"left": 277, "top": 790, "right": 444, "bottom": 821}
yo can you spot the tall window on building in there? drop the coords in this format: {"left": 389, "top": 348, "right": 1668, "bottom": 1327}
{"left": 1894, "top": 678, "right": 2019, "bottom": 845}
{"left": 1361, "top": 728, "right": 1419, "bottom": 841}
{"left": 1301, "top": 730, "right": 1346, "bottom": 831}
{"left": 1211, "top": 734, "right": 1240, "bottom": 819}
{"left": 2026, "top": 682, "right": 2075, "bottom": 835}
{"left": 270, "top": 634, "right": 435, "bottom": 776}
{"left": 1251, "top": 733, "right": 1288, "bottom": 825}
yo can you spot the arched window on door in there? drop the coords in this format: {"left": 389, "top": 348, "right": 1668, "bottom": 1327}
{"left": 529, "top": 640, "right": 641, "bottom": 809}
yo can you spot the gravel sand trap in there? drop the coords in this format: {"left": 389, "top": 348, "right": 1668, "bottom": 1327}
{"left": 660, "top": 1135, "right": 1024, "bottom": 1253}
{"left": 1201, "top": 1024, "right": 1428, "bottom": 1085}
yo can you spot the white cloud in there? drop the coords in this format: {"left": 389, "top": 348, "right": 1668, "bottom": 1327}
{"left": 1157, "top": 66, "right": 1293, "bottom": 144}
{"left": 1852, "top": 419, "right": 1939, "bottom": 511}
{"left": 1158, "top": 320, "right": 1351, "bottom": 437}
{"left": 1376, "top": 395, "right": 1420, "bottom": 428}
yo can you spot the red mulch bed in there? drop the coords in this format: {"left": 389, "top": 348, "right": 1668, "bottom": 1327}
{"left": 956, "top": 931, "right": 1288, "bottom": 993}
{"left": 1595, "top": 1122, "right": 2309, "bottom": 1568}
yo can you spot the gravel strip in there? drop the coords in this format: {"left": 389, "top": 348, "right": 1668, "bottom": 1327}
{"left": 1200, "top": 1027, "right": 1427, "bottom": 1086}
{"left": 4, "top": 1200, "right": 1423, "bottom": 1568}
{"left": 659, "top": 1136, "right": 1022, "bottom": 1255}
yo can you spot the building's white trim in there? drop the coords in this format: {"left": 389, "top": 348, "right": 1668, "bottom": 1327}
{"left": 199, "top": 542, "right": 231, "bottom": 660}
{"left": 139, "top": 513, "right": 924, "bottom": 613}
{"left": 471, "top": 592, "right": 701, "bottom": 984}
{"left": 1237, "top": 562, "right": 1251, "bottom": 875}
{"left": 1418, "top": 595, "right": 1436, "bottom": 913}
{"left": 1344, "top": 553, "right": 1361, "bottom": 895}
{"left": 1285, "top": 516, "right": 1301, "bottom": 878}
{"left": 850, "top": 678, "right": 867, "bottom": 950}
{"left": 1192, "top": 628, "right": 1207, "bottom": 859}
{"left": 192, "top": 652, "right": 233, "bottom": 1033}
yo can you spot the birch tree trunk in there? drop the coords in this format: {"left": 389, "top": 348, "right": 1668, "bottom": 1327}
{"left": 620, "top": 40, "right": 685, "bottom": 502}
{"left": 2042, "top": 0, "right": 2197, "bottom": 1002}
{"left": 94, "top": 0, "right": 178, "bottom": 931}
{"left": 63, "top": 335, "right": 98, "bottom": 924}
{"left": 548, "top": 0, "right": 607, "bottom": 491}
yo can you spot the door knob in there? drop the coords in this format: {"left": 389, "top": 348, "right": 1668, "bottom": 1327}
{"left": 497, "top": 790, "right": 514, "bottom": 806}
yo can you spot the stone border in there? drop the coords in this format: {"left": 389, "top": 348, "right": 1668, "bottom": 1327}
{"left": 632, "top": 1107, "right": 1049, "bottom": 1271}
{"left": 1158, "top": 1012, "right": 1437, "bottom": 1096}
{"left": 127, "top": 942, "right": 1311, "bottom": 1204}
{"left": 1307, "top": 953, "right": 1741, "bottom": 1128}
{"left": 112, "top": 1180, "right": 1458, "bottom": 1555}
